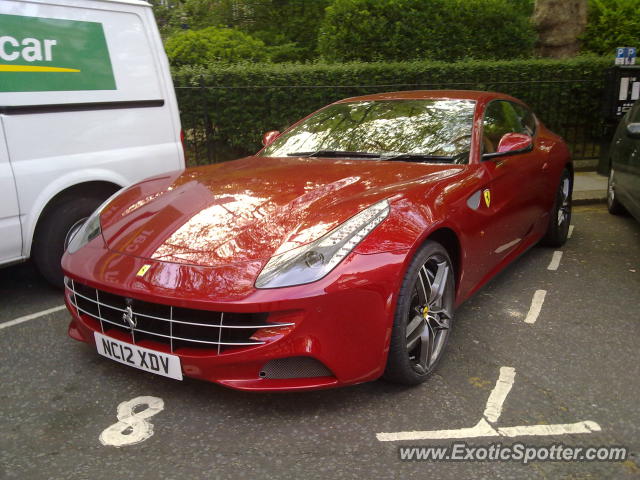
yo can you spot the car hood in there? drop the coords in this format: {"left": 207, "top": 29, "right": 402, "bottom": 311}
{"left": 100, "top": 156, "right": 461, "bottom": 267}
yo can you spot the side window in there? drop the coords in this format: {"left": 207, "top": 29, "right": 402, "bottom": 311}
{"left": 512, "top": 102, "right": 537, "bottom": 136}
{"left": 482, "top": 101, "right": 525, "bottom": 153}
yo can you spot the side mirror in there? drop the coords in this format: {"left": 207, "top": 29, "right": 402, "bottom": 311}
{"left": 497, "top": 132, "right": 532, "bottom": 153}
{"left": 262, "top": 130, "right": 281, "bottom": 147}
{"left": 626, "top": 123, "right": 640, "bottom": 140}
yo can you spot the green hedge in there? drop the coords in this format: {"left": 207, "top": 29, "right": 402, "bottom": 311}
{"left": 173, "top": 56, "right": 612, "bottom": 165}
{"left": 318, "top": 0, "right": 536, "bottom": 62}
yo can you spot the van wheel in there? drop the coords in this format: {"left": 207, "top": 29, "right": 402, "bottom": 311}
{"left": 32, "top": 197, "right": 104, "bottom": 288}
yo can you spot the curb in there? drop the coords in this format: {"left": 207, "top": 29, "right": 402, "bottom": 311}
{"left": 573, "top": 197, "right": 606, "bottom": 206}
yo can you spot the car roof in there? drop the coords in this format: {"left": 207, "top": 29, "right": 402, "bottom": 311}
{"left": 336, "top": 90, "right": 521, "bottom": 105}
{"left": 90, "top": 0, "right": 150, "bottom": 5}
{"left": 29, "top": 0, "right": 151, "bottom": 5}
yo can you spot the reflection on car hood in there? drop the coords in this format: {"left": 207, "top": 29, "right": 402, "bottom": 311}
{"left": 100, "top": 156, "right": 460, "bottom": 267}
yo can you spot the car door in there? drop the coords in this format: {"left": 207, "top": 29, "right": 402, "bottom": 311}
{"left": 478, "top": 100, "right": 545, "bottom": 265}
{"left": 0, "top": 118, "right": 22, "bottom": 263}
{"left": 615, "top": 103, "right": 640, "bottom": 219}
{"left": 626, "top": 139, "right": 640, "bottom": 221}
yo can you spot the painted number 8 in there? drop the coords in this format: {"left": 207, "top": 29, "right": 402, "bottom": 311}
{"left": 99, "top": 396, "right": 164, "bottom": 447}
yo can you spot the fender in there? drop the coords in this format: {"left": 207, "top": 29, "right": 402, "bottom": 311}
{"left": 23, "top": 168, "right": 127, "bottom": 257}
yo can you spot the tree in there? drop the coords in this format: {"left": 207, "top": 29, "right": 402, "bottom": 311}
{"left": 248, "top": 0, "right": 331, "bottom": 62}
{"left": 147, "top": 0, "right": 187, "bottom": 35}
{"left": 164, "top": 27, "right": 269, "bottom": 66}
{"left": 533, "top": 0, "right": 588, "bottom": 58}
{"left": 581, "top": 0, "right": 640, "bottom": 56}
{"left": 318, "top": 0, "right": 536, "bottom": 62}
{"left": 152, "top": 0, "right": 330, "bottom": 62}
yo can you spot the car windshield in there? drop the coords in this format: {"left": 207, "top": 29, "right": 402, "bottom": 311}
{"left": 260, "top": 99, "right": 476, "bottom": 163}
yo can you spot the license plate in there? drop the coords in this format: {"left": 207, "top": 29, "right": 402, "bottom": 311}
{"left": 94, "top": 332, "right": 183, "bottom": 380}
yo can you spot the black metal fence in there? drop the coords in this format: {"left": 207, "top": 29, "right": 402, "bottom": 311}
{"left": 176, "top": 77, "right": 606, "bottom": 166}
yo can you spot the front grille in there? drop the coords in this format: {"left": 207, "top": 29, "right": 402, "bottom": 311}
{"left": 65, "top": 277, "right": 293, "bottom": 354}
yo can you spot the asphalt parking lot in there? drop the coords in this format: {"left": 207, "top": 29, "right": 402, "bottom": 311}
{"left": 1, "top": 204, "right": 639, "bottom": 479}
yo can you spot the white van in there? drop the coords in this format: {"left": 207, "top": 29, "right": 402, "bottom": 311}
{"left": 0, "top": 0, "right": 185, "bottom": 286}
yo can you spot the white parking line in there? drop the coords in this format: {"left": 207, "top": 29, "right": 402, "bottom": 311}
{"left": 547, "top": 251, "right": 563, "bottom": 271}
{"left": 483, "top": 367, "right": 515, "bottom": 422}
{"left": 376, "top": 367, "right": 601, "bottom": 441}
{"left": 378, "top": 418, "right": 497, "bottom": 441}
{"left": 376, "top": 418, "right": 600, "bottom": 441}
{"left": 0, "top": 305, "right": 66, "bottom": 331}
{"left": 524, "top": 290, "right": 546, "bottom": 324}
{"left": 497, "top": 421, "right": 600, "bottom": 437}
{"left": 568, "top": 225, "right": 574, "bottom": 238}
{"left": 100, "top": 396, "right": 165, "bottom": 447}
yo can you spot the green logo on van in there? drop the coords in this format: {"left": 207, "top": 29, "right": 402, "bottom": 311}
{"left": 0, "top": 14, "right": 116, "bottom": 92}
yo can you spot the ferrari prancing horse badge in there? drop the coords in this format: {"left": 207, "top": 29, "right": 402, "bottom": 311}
{"left": 136, "top": 264, "right": 151, "bottom": 277}
{"left": 483, "top": 189, "right": 491, "bottom": 208}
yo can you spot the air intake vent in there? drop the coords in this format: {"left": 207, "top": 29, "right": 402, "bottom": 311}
{"left": 259, "top": 357, "right": 333, "bottom": 379}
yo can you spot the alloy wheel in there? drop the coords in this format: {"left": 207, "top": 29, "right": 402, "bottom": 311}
{"left": 405, "top": 255, "right": 453, "bottom": 374}
{"left": 607, "top": 169, "right": 615, "bottom": 207}
{"left": 557, "top": 176, "right": 571, "bottom": 227}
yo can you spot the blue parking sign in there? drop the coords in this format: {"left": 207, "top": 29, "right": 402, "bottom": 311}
{"left": 616, "top": 47, "right": 627, "bottom": 65}
{"left": 627, "top": 47, "right": 637, "bottom": 65}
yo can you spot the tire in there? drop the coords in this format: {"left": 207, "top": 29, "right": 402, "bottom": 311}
{"left": 384, "top": 240, "right": 455, "bottom": 385}
{"left": 32, "top": 196, "right": 104, "bottom": 288}
{"left": 607, "top": 168, "right": 625, "bottom": 215}
{"left": 540, "top": 168, "right": 572, "bottom": 247}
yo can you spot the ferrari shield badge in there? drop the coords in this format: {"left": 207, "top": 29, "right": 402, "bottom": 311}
{"left": 136, "top": 264, "right": 151, "bottom": 277}
{"left": 483, "top": 189, "right": 491, "bottom": 208}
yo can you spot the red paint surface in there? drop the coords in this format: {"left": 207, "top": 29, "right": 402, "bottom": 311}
{"left": 62, "top": 90, "right": 571, "bottom": 391}
{"left": 497, "top": 132, "right": 533, "bottom": 153}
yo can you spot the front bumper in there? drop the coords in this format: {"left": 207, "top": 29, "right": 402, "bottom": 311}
{"left": 62, "top": 243, "right": 409, "bottom": 391}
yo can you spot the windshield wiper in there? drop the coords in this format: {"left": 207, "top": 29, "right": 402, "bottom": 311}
{"left": 379, "top": 152, "right": 454, "bottom": 163}
{"left": 286, "top": 150, "right": 466, "bottom": 163}
{"left": 287, "top": 150, "right": 381, "bottom": 159}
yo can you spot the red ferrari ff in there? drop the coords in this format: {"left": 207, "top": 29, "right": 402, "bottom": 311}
{"left": 62, "top": 90, "right": 572, "bottom": 391}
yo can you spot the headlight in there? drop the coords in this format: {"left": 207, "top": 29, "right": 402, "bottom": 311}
{"left": 66, "top": 189, "right": 124, "bottom": 254}
{"left": 255, "top": 199, "right": 390, "bottom": 289}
